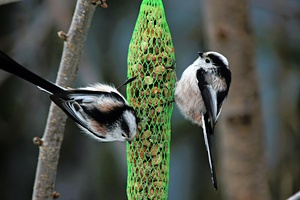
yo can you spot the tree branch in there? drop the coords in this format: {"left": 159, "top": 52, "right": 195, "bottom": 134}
{"left": 32, "top": 1, "right": 99, "bottom": 199}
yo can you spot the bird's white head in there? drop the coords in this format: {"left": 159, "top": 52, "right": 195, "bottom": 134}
{"left": 122, "top": 109, "right": 138, "bottom": 143}
{"left": 197, "top": 51, "right": 229, "bottom": 70}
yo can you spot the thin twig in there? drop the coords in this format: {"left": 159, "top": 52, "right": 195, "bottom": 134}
{"left": 32, "top": 1, "right": 98, "bottom": 199}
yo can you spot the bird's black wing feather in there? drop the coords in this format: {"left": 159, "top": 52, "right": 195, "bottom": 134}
{"left": 50, "top": 89, "right": 127, "bottom": 139}
{"left": 197, "top": 69, "right": 218, "bottom": 190}
{"left": 201, "top": 86, "right": 217, "bottom": 128}
{"left": 196, "top": 69, "right": 217, "bottom": 129}
{"left": 49, "top": 94, "right": 103, "bottom": 138}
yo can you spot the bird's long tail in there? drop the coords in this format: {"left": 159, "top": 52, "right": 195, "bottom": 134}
{"left": 0, "top": 50, "right": 64, "bottom": 94}
{"left": 202, "top": 112, "right": 218, "bottom": 190}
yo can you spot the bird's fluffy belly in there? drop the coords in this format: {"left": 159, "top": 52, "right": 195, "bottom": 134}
{"left": 174, "top": 81, "right": 206, "bottom": 126}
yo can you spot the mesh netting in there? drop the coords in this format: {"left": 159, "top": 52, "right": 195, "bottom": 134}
{"left": 126, "top": 0, "right": 176, "bottom": 199}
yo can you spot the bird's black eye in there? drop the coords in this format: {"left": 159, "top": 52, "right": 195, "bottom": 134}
{"left": 205, "top": 59, "right": 210, "bottom": 63}
{"left": 122, "top": 133, "right": 126, "bottom": 138}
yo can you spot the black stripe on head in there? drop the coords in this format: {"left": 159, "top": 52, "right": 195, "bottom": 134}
{"left": 207, "top": 53, "right": 227, "bottom": 69}
{"left": 120, "top": 118, "right": 130, "bottom": 137}
{"left": 207, "top": 53, "right": 231, "bottom": 88}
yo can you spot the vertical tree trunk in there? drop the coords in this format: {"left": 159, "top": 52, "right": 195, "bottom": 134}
{"left": 271, "top": 1, "right": 300, "bottom": 198}
{"left": 202, "top": 0, "right": 270, "bottom": 199}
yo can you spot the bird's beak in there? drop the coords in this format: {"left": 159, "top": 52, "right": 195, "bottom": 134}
{"left": 127, "top": 138, "right": 133, "bottom": 144}
{"left": 198, "top": 52, "right": 203, "bottom": 58}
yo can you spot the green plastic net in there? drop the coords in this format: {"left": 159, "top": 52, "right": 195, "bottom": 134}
{"left": 126, "top": 0, "right": 176, "bottom": 199}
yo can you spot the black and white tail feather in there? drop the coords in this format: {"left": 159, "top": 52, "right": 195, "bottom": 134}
{"left": 175, "top": 51, "right": 231, "bottom": 190}
{"left": 0, "top": 50, "right": 138, "bottom": 143}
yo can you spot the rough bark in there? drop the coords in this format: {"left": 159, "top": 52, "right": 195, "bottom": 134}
{"left": 202, "top": 0, "right": 271, "bottom": 199}
{"left": 32, "top": 1, "right": 98, "bottom": 199}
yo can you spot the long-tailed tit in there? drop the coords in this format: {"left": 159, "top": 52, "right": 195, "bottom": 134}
{"left": 175, "top": 51, "right": 231, "bottom": 190}
{"left": 0, "top": 50, "right": 138, "bottom": 143}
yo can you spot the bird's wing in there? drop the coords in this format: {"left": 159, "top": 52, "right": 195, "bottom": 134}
{"left": 201, "top": 85, "right": 218, "bottom": 125}
{"left": 50, "top": 90, "right": 127, "bottom": 138}
{"left": 201, "top": 112, "right": 218, "bottom": 190}
{"left": 49, "top": 94, "right": 103, "bottom": 138}
{"left": 196, "top": 69, "right": 218, "bottom": 189}
{"left": 215, "top": 90, "right": 228, "bottom": 121}
{"left": 196, "top": 69, "right": 218, "bottom": 128}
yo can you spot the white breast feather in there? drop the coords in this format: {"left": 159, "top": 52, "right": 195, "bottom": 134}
{"left": 175, "top": 60, "right": 206, "bottom": 126}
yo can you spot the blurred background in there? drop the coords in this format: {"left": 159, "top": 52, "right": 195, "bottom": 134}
{"left": 0, "top": 0, "right": 299, "bottom": 199}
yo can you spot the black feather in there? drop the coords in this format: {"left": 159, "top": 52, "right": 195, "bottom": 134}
{"left": 203, "top": 112, "right": 218, "bottom": 190}
{"left": 50, "top": 89, "right": 132, "bottom": 138}
{"left": 219, "top": 67, "right": 231, "bottom": 90}
{"left": 197, "top": 68, "right": 219, "bottom": 190}
{"left": 207, "top": 52, "right": 231, "bottom": 89}
{"left": 217, "top": 90, "right": 227, "bottom": 113}
{"left": 82, "top": 104, "right": 133, "bottom": 128}
{"left": 207, "top": 53, "right": 227, "bottom": 69}
{"left": 196, "top": 69, "right": 215, "bottom": 130}
{"left": 196, "top": 69, "right": 207, "bottom": 91}
{"left": 0, "top": 50, "right": 63, "bottom": 94}
{"left": 49, "top": 95, "right": 105, "bottom": 139}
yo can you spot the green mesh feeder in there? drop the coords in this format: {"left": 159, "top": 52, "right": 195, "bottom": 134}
{"left": 126, "top": 0, "right": 176, "bottom": 199}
